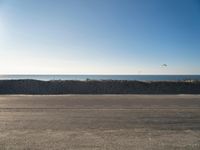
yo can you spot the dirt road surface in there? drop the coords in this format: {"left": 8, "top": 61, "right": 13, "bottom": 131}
{"left": 0, "top": 95, "right": 200, "bottom": 150}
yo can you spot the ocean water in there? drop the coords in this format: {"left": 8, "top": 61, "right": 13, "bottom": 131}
{"left": 0, "top": 75, "right": 200, "bottom": 81}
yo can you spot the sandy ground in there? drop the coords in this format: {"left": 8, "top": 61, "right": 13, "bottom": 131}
{"left": 0, "top": 95, "right": 200, "bottom": 150}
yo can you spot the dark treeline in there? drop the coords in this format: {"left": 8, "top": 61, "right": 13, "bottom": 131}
{"left": 0, "top": 80, "right": 200, "bottom": 94}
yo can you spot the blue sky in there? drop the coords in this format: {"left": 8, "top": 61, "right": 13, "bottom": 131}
{"left": 0, "top": 0, "right": 200, "bottom": 74}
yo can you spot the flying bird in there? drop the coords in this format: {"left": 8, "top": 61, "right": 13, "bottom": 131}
{"left": 161, "top": 64, "right": 168, "bottom": 67}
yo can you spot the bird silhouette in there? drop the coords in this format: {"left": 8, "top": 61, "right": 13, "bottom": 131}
{"left": 161, "top": 64, "right": 168, "bottom": 67}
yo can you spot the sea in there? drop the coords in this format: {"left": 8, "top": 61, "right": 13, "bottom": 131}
{"left": 0, "top": 75, "right": 200, "bottom": 81}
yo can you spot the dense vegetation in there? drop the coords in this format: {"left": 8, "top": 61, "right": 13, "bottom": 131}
{"left": 0, "top": 80, "right": 200, "bottom": 94}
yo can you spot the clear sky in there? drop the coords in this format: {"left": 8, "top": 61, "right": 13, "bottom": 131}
{"left": 0, "top": 0, "right": 200, "bottom": 74}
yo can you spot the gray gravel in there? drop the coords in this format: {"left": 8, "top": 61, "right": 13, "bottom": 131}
{"left": 0, "top": 95, "right": 200, "bottom": 150}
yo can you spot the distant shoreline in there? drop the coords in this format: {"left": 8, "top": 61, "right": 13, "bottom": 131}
{"left": 0, "top": 79, "right": 200, "bottom": 95}
{"left": 1, "top": 74, "right": 200, "bottom": 81}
